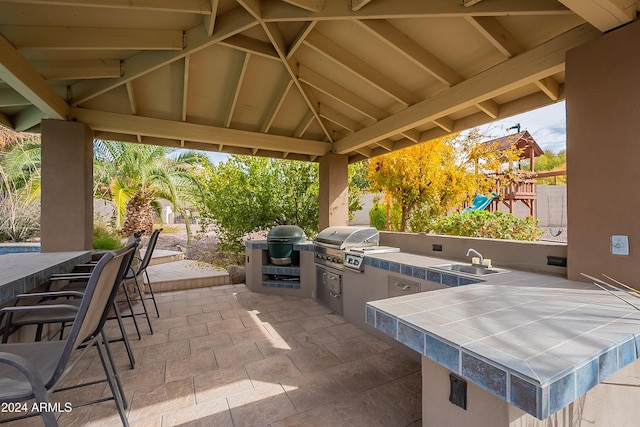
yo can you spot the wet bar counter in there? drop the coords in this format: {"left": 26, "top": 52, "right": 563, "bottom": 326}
{"left": 0, "top": 251, "right": 90, "bottom": 304}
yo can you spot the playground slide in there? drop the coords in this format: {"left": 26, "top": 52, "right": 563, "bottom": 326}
{"left": 463, "top": 193, "right": 498, "bottom": 213}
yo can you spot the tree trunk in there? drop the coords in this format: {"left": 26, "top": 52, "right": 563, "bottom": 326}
{"left": 122, "top": 192, "right": 155, "bottom": 236}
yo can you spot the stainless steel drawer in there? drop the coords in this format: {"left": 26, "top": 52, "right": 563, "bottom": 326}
{"left": 388, "top": 276, "right": 419, "bottom": 297}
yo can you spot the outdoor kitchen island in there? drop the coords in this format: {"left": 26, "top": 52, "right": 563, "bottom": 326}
{"left": 364, "top": 251, "right": 640, "bottom": 427}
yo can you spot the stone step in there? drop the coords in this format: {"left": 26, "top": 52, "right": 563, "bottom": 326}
{"left": 144, "top": 259, "right": 230, "bottom": 293}
{"left": 142, "top": 249, "right": 185, "bottom": 266}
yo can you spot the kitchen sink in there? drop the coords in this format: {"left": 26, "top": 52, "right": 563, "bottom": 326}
{"left": 433, "top": 264, "right": 508, "bottom": 276}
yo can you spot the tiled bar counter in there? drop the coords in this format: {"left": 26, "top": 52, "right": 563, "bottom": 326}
{"left": 365, "top": 251, "right": 640, "bottom": 426}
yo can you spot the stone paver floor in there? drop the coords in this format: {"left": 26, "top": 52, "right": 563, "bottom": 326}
{"left": 3, "top": 284, "right": 422, "bottom": 426}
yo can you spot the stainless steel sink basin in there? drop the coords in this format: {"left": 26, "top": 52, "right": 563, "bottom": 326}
{"left": 433, "top": 264, "right": 508, "bottom": 276}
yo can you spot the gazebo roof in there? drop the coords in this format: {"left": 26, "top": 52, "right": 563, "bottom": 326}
{"left": 482, "top": 130, "right": 545, "bottom": 159}
{"left": 0, "top": 1, "right": 633, "bottom": 162}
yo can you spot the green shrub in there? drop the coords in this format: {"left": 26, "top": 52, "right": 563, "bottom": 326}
{"left": 430, "top": 210, "right": 543, "bottom": 241}
{"left": 369, "top": 203, "right": 402, "bottom": 231}
{"left": 93, "top": 224, "right": 124, "bottom": 250}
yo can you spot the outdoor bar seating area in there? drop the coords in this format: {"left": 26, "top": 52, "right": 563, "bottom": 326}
{"left": 0, "top": 232, "right": 162, "bottom": 426}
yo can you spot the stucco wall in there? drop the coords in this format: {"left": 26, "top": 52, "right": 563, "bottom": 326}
{"left": 566, "top": 21, "right": 640, "bottom": 283}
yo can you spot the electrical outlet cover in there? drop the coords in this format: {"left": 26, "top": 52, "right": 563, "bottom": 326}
{"left": 611, "top": 235, "right": 629, "bottom": 255}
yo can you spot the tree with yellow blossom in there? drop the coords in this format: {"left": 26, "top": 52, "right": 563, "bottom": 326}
{"left": 367, "top": 131, "right": 522, "bottom": 232}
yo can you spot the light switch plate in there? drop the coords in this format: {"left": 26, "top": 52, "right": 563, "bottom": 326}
{"left": 611, "top": 235, "right": 629, "bottom": 255}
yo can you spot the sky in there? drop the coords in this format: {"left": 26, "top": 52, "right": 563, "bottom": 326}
{"left": 477, "top": 101, "right": 567, "bottom": 153}
{"left": 201, "top": 100, "right": 567, "bottom": 164}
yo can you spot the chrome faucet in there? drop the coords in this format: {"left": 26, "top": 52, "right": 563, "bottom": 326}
{"left": 466, "top": 248, "right": 484, "bottom": 266}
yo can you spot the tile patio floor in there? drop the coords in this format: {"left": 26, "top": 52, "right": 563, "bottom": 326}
{"left": 4, "top": 284, "right": 422, "bottom": 426}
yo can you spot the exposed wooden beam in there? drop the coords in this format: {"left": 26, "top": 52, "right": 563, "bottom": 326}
{"left": 71, "top": 107, "right": 331, "bottom": 156}
{"left": 263, "top": 0, "right": 573, "bottom": 22}
{"left": 182, "top": 57, "right": 190, "bottom": 122}
{"left": 465, "top": 16, "right": 524, "bottom": 57}
{"left": 463, "top": 0, "right": 484, "bottom": 6}
{"left": 261, "top": 76, "right": 294, "bottom": 133}
{"left": 294, "top": 110, "right": 315, "bottom": 138}
{"left": 558, "top": 0, "right": 635, "bottom": 31}
{"left": 286, "top": 21, "right": 317, "bottom": 60}
{"left": 535, "top": 76, "right": 560, "bottom": 101}
{"left": 477, "top": 99, "right": 499, "bottom": 119}
{"left": 400, "top": 129, "right": 420, "bottom": 143}
{"left": 355, "top": 146, "right": 372, "bottom": 157}
{"left": 281, "top": 0, "right": 325, "bottom": 13}
{"left": 0, "top": 26, "right": 184, "bottom": 51}
{"left": 0, "top": 34, "right": 68, "bottom": 120}
{"left": 298, "top": 65, "right": 386, "bottom": 121}
{"left": 0, "top": 0, "right": 212, "bottom": 14}
{"left": 333, "top": 24, "right": 599, "bottom": 154}
{"left": 351, "top": 0, "right": 374, "bottom": 11}
{"left": 70, "top": 7, "right": 258, "bottom": 105}
{"left": 357, "top": 19, "right": 463, "bottom": 86}
{"left": 318, "top": 104, "right": 363, "bottom": 132}
{"left": 31, "top": 60, "right": 122, "bottom": 80}
{"left": 219, "top": 34, "right": 279, "bottom": 60}
{"left": 433, "top": 116, "right": 454, "bottom": 132}
{"left": 225, "top": 53, "right": 251, "bottom": 128}
{"left": 304, "top": 31, "right": 419, "bottom": 106}
{"left": 204, "top": 0, "right": 220, "bottom": 36}
{"left": 125, "top": 82, "right": 137, "bottom": 115}
{"left": 0, "top": 89, "right": 30, "bottom": 107}
{"left": 375, "top": 139, "right": 394, "bottom": 151}
{"left": 13, "top": 105, "right": 45, "bottom": 132}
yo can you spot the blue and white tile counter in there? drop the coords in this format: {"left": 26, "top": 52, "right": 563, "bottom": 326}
{"left": 365, "top": 257, "right": 640, "bottom": 420}
{"left": 0, "top": 251, "right": 90, "bottom": 304}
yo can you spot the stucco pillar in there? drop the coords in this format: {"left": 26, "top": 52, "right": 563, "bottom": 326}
{"left": 318, "top": 153, "right": 348, "bottom": 230}
{"left": 41, "top": 119, "right": 94, "bottom": 252}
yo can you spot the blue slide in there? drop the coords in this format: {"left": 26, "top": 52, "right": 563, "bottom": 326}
{"left": 463, "top": 193, "right": 498, "bottom": 213}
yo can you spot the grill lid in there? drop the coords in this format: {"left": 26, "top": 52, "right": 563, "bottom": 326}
{"left": 314, "top": 226, "right": 379, "bottom": 250}
{"left": 267, "top": 225, "right": 306, "bottom": 243}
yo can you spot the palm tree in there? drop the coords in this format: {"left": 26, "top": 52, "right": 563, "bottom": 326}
{"left": 93, "top": 140, "right": 209, "bottom": 240}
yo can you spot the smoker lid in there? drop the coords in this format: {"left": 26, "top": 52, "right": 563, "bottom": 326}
{"left": 314, "top": 226, "right": 379, "bottom": 250}
{"left": 267, "top": 225, "right": 306, "bottom": 242}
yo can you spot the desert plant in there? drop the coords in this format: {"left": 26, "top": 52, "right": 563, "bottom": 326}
{"left": 93, "top": 224, "right": 124, "bottom": 250}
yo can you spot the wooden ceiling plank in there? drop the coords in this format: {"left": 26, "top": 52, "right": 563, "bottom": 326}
{"left": 0, "top": 34, "right": 68, "bottom": 120}
{"left": 71, "top": 107, "right": 331, "bottom": 156}
{"left": 281, "top": 0, "right": 325, "bottom": 13}
{"left": 225, "top": 53, "right": 251, "bottom": 128}
{"left": 355, "top": 146, "right": 372, "bottom": 157}
{"left": 70, "top": 7, "right": 259, "bottom": 105}
{"left": 476, "top": 99, "right": 499, "bottom": 119}
{"left": 358, "top": 19, "right": 463, "bottom": 86}
{"left": 286, "top": 20, "right": 317, "bottom": 59}
{"left": 263, "top": 0, "right": 573, "bottom": 22}
{"left": 0, "top": 88, "right": 30, "bottom": 107}
{"left": 205, "top": 0, "right": 220, "bottom": 36}
{"left": 433, "top": 116, "right": 454, "bottom": 132}
{"left": 333, "top": 24, "right": 600, "bottom": 154}
{"left": 400, "top": 128, "right": 420, "bottom": 143}
{"left": 1, "top": 26, "right": 184, "bottom": 51}
{"left": 465, "top": 16, "right": 524, "bottom": 57}
{"left": 375, "top": 138, "right": 394, "bottom": 151}
{"left": 558, "top": 0, "right": 635, "bottom": 32}
{"left": 351, "top": 0, "right": 374, "bottom": 11}
{"left": 125, "top": 81, "right": 137, "bottom": 115}
{"left": 219, "top": 34, "right": 279, "bottom": 60}
{"left": 294, "top": 110, "right": 315, "bottom": 138}
{"left": 182, "top": 56, "right": 190, "bottom": 122}
{"left": 318, "top": 104, "right": 363, "bottom": 132}
{"left": 31, "top": 59, "right": 122, "bottom": 80}
{"left": 261, "top": 76, "right": 294, "bottom": 133}
{"left": 260, "top": 19, "right": 333, "bottom": 141}
{"left": 535, "top": 76, "right": 560, "bottom": 101}
{"left": 304, "top": 31, "right": 419, "bottom": 106}
{"left": 0, "top": 0, "right": 213, "bottom": 14}
{"left": 298, "top": 65, "right": 386, "bottom": 121}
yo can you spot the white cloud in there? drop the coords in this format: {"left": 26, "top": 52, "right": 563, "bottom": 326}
{"left": 478, "top": 101, "right": 567, "bottom": 153}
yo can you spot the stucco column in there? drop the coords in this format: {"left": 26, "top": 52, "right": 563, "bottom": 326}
{"left": 318, "top": 153, "right": 348, "bottom": 230}
{"left": 41, "top": 119, "right": 94, "bottom": 252}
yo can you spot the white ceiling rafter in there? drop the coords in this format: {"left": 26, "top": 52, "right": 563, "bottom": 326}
{"left": 286, "top": 21, "right": 317, "bottom": 59}
{"left": 318, "top": 103, "right": 363, "bottom": 133}
{"left": 219, "top": 34, "right": 279, "bottom": 59}
{"left": 0, "top": 0, "right": 213, "bottom": 14}
{"left": 225, "top": 53, "right": 251, "bottom": 128}
{"left": 333, "top": 24, "right": 600, "bottom": 154}
{"left": 466, "top": 16, "right": 562, "bottom": 102}
{"left": 303, "top": 31, "right": 419, "bottom": 106}
{"left": 262, "top": 0, "right": 573, "bottom": 22}
{"left": 205, "top": 0, "right": 220, "bottom": 36}
{"left": 0, "top": 34, "right": 68, "bottom": 122}
{"left": 70, "top": 7, "right": 259, "bottom": 105}
{"left": 70, "top": 107, "right": 331, "bottom": 156}
{"left": 260, "top": 76, "right": 294, "bottom": 133}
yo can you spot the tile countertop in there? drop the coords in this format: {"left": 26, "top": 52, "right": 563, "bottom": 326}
{"left": 365, "top": 251, "right": 640, "bottom": 420}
